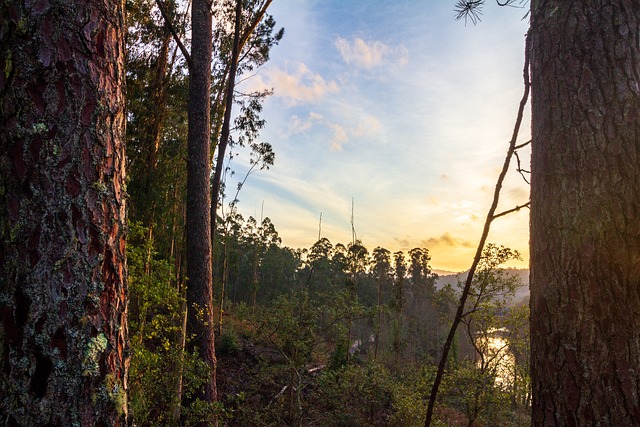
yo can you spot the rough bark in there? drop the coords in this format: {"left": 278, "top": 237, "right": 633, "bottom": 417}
{"left": 530, "top": 1, "right": 640, "bottom": 425}
{"left": 186, "top": 0, "right": 217, "bottom": 405}
{"left": 0, "top": 1, "right": 128, "bottom": 425}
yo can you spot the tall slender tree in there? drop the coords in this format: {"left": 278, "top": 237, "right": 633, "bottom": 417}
{"left": 372, "top": 247, "right": 392, "bottom": 360}
{"left": 185, "top": 0, "right": 217, "bottom": 408}
{"left": 0, "top": 1, "right": 128, "bottom": 424}
{"left": 530, "top": 1, "right": 640, "bottom": 424}
{"left": 210, "top": 0, "right": 279, "bottom": 240}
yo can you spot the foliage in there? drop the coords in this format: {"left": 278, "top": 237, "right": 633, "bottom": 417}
{"left": 128, "top": 222, "right": 223, "bottom": 426}
{"left": 436, "top": 244, "right": 531, "bottom": 426}
{"left": 127, "top": 206, "right": 531, "bottom": 426}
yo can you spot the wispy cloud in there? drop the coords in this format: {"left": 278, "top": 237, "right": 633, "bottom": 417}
{"left": 335, "top": 37, "right": 408, "bottom": 69}
{"left": 286, "top": 111, "right": 382, "bottom": 151}
{"left": 246, "top": 62, "right": 339, "bottom": 106}
{"left": 422, "top": 233, "right": 474, "bottom": 248}
{"left": 327, "top": 123, "right": 349, "bottom": 151}
{"left": 286, "top": 112, "right": 323, "bottom": 135}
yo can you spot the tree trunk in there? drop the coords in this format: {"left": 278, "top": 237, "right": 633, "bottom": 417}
{"left": 186, "top": 0, "right": 217, "bottom": 408}
{"left": 530, "top": 1, "right": 640, "bottom": 424}
{"left": 210, "top": 0, "right": 242, "bottom": 246}
{"left": 0, "top": 1, "right": 128, "bottom": 425}
{"left": 141, "top": 34, "right": 171, "bottom": 256}
{"left": 374, "top": 278, "right": 382, "bottom": 360}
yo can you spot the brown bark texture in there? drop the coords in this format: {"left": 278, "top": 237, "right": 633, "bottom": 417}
{"left": 530, "top": 1, "right": 640, "bottom": 425}
{"left": 0, "top": 1, "right": 128, "bottom": 425}
{"left": 186, "top": 0, "right": 217, "bottom": 404}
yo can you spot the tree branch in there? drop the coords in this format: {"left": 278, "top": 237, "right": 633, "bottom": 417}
{"left": 513, "top": 149, "right": 531, "bottom": 184}
{"left": 240, "top": 0, "right": 273, "bottom": 50}
{"left": 155, "top": 0, "right": 192, "bottom": 69}
{"left": 492, "top": 202, "right": 530, "bottom": 220}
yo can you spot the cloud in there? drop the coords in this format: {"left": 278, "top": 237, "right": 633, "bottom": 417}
{"left": 286, "top": 111, "right": 382, "bottom": 151}
{"left": 328, "top": 115, "right": 381, "bottom": 151}
{"left": 246, "top": 62, "right": 338, "bottom": 106}
{"left": 394, "top": 238, "right": 411, "bottom": 249}
{"left": 422, "top": 233, "right": 474, "bottom": 248}
{"left": 287, "top": 112, "right": 323, "bottom": 135}
{"left": 335, "top": 37, "right": 409, "bottom": 69}
{"left": 328, "top": 123, "right": 349, "bottom": 151}
{"left": 449, "top": 200, "right": 481, "bottom": 223}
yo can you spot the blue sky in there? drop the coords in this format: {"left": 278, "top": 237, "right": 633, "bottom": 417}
{"left": 228, "top": 1, "right": 531, "bottom": 272}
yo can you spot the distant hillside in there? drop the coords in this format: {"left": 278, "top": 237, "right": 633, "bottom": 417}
{"left": 435, "top": 268, "right": 530, "bottom": 303}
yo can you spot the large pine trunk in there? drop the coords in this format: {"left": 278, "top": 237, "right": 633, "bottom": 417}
{"left": 186, "top": 0, "right": 217, "bottom": 405}
{"left": 0, "top": 1, "right": 128, "bottom": 425}
{"left": 530, "top": 1, "right": 640, "bottom": 424}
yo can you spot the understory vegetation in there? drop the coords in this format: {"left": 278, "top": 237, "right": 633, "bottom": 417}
{"left": 128, "top": 218, "right": 531, "bottom": 426}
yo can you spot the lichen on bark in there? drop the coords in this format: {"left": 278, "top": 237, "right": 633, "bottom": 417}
{"left": 0, "top": 1, "right": 129, "bottom": 425}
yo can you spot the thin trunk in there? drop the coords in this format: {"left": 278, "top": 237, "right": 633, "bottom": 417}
{"left": 530, "top": 1, "right": 640, "bottom": 424}
{"left": 346, "top": 277, "right": 356, "bottom": 363}
{"left": 212, "top": 0, "right": 242, "bottom": 340}
{"left": 251, "top": 246, "right": 260, "bottom": 315}
{"left": 186, "top": 0, "right": 216, "bottom": 409}
{"left": 145, "top": 224, "right": 154, "bottom": 275}
{"left": 0, "top": 1, "right": 128, "bottom": 424}
{"left": 374, "top": 279, "right": 382, "bottom": 360}
{"left": 210, "top": 0, "right": 242, "bottom": 243}
{"left": 148, "top": 35, "right": 171, "bottom": 171}
{"left": 217, "top": 239, "right": 230, "bottom": 335}
{"left": 144, "top": 35, "right": 170, "bottom": 268}
{"left": 173, "top": 296, "right": 188, "bottom": 423}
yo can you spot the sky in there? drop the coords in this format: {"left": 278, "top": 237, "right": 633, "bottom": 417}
{"left": 227, "top": 0, "right": 532, "bottom": 273}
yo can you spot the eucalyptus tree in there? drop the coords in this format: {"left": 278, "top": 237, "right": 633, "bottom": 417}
{"left": 406, "top": 247, "right": 438, "bottom": 359}
{"left": 344, "top": 242, "right": 370, "bottom": 361}
{"left": 452, "top": 245, "right": 523, "bottom": 427}
{"left": 392, "top": 251, "right": 408, "bottom": 353}
{"left": 209, "top": 0, "right": 283, "bottom": 243}
{"left": 372, "top": 247, "right": 393, "bottom": 359}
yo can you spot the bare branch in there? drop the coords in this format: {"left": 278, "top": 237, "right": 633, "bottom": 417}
{"left": 514, "top": 149, "right": 531, "bottom": 184}
{"left": 492, "top": 201, "right": 530, "bottom": 220}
